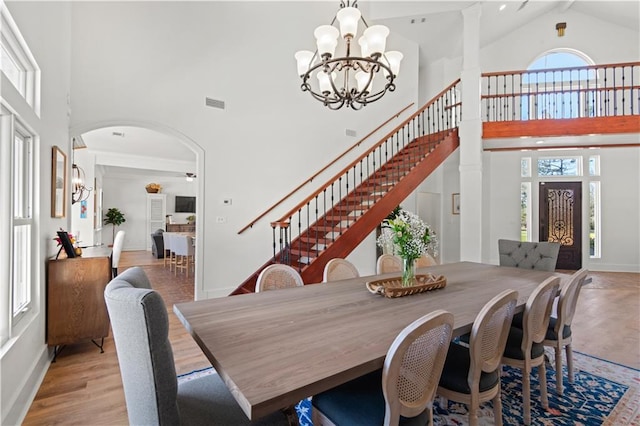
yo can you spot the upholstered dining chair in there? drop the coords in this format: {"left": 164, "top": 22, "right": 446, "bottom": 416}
{"left": 255, "top": 264, "right": 304, "bottom": 292}
{"left": 501, "top": 276, "right": 560, "bottom": 425}
{"left": 312, "top": 310, "right": 454, "bottom": 426}
{"left": 173, "top": 234, "right": 195, "bottom": 277}
{"left": 437, "top": 289, "right": 518, "bottom": 426}
{"left": 323, "top": 258, "right": 360, "bottom": 282}
{"left": 376, "top": 254, "right": 402, "bottom": 274}
{"left": 415, "top": 253, "right": 437, "bottom": 268}
{"left": 162, "top": 231, "right": 173, "bottom": 268}
{"left": 111, "top": 230, "right": 126, "bottom": 278}
{"left": 498, "top": 239, "right": 560, "bottom": 271}
{"left": 104, "top": 267, "right": 289, "bottom": 426}
{"left": 543, "top": 268, "right": 588, "bottom": 395}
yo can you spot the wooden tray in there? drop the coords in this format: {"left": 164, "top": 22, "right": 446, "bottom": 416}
{"left": 366, "top": 273, "right": 447, "bottom": 298}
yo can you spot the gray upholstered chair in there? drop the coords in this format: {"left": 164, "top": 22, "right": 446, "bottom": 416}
{"left": 501, "top": 276, "right": 560, "bottom": 425}
{"left": 312, "top": 310, "right": 454, "bottom": 426}
{"left": 498, "top": 239, "right": 560, "bottom": 271}
{"left": 150, "top": 228, "right": 164, "bottom": 259}
{"left": 104, "top": 267, "right": 288, "bottom": 425}
{"left": 437, "top": 289, "right": 518, "bottom": 426}
{"left": 543, "top": 268, "right": 588, "bottom": 395}
{"left": 322, "top": 258, "right": 360, "bottom": 282}
{"left": 111, "top": 230, "right": 126, "bottom": 278}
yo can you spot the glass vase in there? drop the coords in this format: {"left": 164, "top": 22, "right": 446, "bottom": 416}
{"left": 402, "top": 257, "right": 416, "bottom": 287}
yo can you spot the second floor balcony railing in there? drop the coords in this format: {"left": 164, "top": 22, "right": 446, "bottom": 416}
{"left": 482, "top": 62, "right": 640, "bottom": 122}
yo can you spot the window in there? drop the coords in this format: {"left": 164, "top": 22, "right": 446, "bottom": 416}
{"left": 0, "top": 5, "right": 39, "bottom": 347}
{"left": 522, "top": 50, "right": 597, "bottom": 120}
{"left": 0, "top": 3, "right": 41, "bottom": 115}
{"left": 521, "top": 182, "right": 531, "bottom": 242}
{"left": 589, "top": 182, "right": 601, "bottom": 258}
{"left": 12, "top": 126, "right": 33, "bottom": 319}
{"left": 521, "top": 157, "right": 531, "bottom": 178}
{"left": 1, "top": 112, "right": 36, "bottom": 346}
{"left": 589, "top": 155, "right": 600, "bottom": 176}
{"left": 537, "top": 156, "right": 582, "bottom": 176}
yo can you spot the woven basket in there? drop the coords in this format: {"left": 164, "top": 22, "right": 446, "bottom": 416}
{"left": 145, "top": 188, "right": 159, "bottom": 193}
{"left": 366, "top": 274, "right": 447, "bottom": 298}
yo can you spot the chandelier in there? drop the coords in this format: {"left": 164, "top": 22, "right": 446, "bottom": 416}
{"left": 295, "top": 1, "right": 402, "bottom": 110}
{"left": 71, "top": 163, "right": 92, "bottom": 204}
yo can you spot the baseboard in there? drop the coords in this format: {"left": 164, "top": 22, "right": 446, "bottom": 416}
{"left": 2, "top": 346, "right": 51, "bottom": 426}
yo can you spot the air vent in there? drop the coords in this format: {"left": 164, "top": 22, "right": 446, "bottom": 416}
{"left": 345, "top": 129, "right": 357, "bottom": 137}
{"left": 206, "top": 97, "right": 225, "bottom": 110}
{"left": 112, "top": 131, "right": 125, "bottom": 137}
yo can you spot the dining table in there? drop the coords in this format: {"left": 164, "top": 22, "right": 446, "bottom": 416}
{"left": 173, "top": 261, "right": 565, "bottom": 421}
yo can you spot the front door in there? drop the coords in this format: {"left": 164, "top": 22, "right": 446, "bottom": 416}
{"left": 539, "top": 182, "right": 582, "bottom": 270}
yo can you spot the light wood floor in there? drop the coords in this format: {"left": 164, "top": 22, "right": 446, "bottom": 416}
{"left": 22, "top": 252, "right": 639, "bottom": 425}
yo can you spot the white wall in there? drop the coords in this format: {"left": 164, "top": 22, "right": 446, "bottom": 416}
{"left": 68, "top": 1, "right": 420, "bottom": 296}
{"left": 1, "top": 3, "right": 72, "bottom": 425}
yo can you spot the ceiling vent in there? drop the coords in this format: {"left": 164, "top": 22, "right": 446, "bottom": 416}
{"left": 206, "top": 97, "right": 225, "bottom": 110}
{"left": 112, "top": 131, "right": 125, "bottom": 137}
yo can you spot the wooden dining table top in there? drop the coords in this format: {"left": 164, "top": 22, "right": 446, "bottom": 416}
{"left": 173, "top": 261, "right": 563, "bottom": 421}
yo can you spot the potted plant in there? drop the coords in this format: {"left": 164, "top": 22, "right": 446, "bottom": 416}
{"left": 104, "top": 207, "right": 126, "bottom": 244}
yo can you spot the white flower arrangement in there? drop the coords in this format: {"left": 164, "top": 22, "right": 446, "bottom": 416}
{"left": 377, "top": 207, "right": 438, "bottom": 261}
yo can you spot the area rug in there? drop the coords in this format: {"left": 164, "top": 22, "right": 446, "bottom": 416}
{"left": 179, "top": 350, "right": 639, "bottom": 425}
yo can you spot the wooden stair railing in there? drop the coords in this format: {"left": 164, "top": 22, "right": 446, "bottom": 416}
{"left": 230, "top": 80, "right": 461, "bottom": 295}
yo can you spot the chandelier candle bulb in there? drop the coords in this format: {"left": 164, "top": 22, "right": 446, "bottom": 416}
{"left": 314, "top": 25, "right": 339, "bottom": 58}
{"left": 336, "top": 7, "right": 361, "bottom": 38}
{"left": 355, "top": 71, "right": 371, "bottom": 94}
{"left": 317, "top": 71, "right": 336, "bottom": 94}
{"left": 362, "top": 25, "right": 389, "bottom": 57}
{"left": 383, "top": 51, "right": 403, "bottom": 77}
{"left": 357, "top": 36, "right": 370, "bottom": 58}
{"left": 295, "top": 50, "right": 315, "bottom": 76}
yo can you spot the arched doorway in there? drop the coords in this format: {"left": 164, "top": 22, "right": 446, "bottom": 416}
{"left": 70, "top": 121, "right": 205, "bottom": 298}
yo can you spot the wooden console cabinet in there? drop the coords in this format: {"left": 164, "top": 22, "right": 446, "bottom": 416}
{"left": 47, "top": 247, "right": 112, "bottom": 351}
{"left": 167, "top": 223, "right": 195, "bottom": 232}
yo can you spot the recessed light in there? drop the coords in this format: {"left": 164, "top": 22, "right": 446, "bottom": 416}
{"left": 536, "top": 140, "right": 545, "bottom": 144}
{"left": 499, "top": 4, "right": 507, "bottom": 12}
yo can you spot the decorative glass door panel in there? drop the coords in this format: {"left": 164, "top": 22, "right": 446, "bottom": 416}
{"left": 539, "top": 182, "right": 582, "bottom": 270}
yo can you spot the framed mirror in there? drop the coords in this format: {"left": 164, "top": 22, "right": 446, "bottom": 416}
{"left": 51, "top": 146, "right": 67, "bottom": 218}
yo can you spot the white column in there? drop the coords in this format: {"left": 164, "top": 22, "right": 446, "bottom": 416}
{"left": 459, "top": 3, "right": 483, "bottom": 262}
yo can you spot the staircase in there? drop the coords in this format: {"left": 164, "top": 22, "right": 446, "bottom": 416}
{"left": 231, "top": 81, "right": 461, "bottom": 294}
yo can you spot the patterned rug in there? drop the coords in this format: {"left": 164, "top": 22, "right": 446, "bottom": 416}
{"left": 179, "top": 350, "right": 639, "bottom": 425}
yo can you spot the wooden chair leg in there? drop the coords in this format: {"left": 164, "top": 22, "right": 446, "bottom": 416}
{"left": 566, "top": 344, "right": 574, "bottom": 383}
{"left": 555, "top": 344, "right": 564, "bottom": 395}
{"left": 469, "top": 395, "right": 479, "bottom": 426}
{"left": 493, "top": 385, "right": 503, "bottom": 426}
{"left": 522, "top": 369, "right": 531, "bottom": 425}
{"left": 539, "top": 362, "right": 549, "bottom": 409}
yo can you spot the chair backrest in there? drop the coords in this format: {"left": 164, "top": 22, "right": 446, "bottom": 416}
{"left": 382, "top": 310, "right": 454, "bottom": 422}
{"left": 469, "top": 289, "right": 518, "bottom": 376}
{"left": 111, "top": 230, "right": 126, "bottom": 268}
{"left": 104, "top": 267, "right": 179, "bottom": 425}
{"left": 173, "top": 234, "right": 194, "bottom": 256}
{"left": 255, "top": 264, "right": 304, "bottom": 292}
{"left": 498, "top": 239, "right": 560, "bottom": 271}
{"left": 522, "top": 276, "right": 561, "bottom": 349}
{"left": 163, "top": 232, "right": 173, "bottom": 251}
{"left": 555, "top": 268, "right": 587, "bottom": 332}
{"left": 323, "top": 258, "right": 360, "bottom": 282}
{"left": 415, "top": 253, "right": 437, "bottom": 268}
{"left": 376, "top": 254, "right": 402, "bottom": 274}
